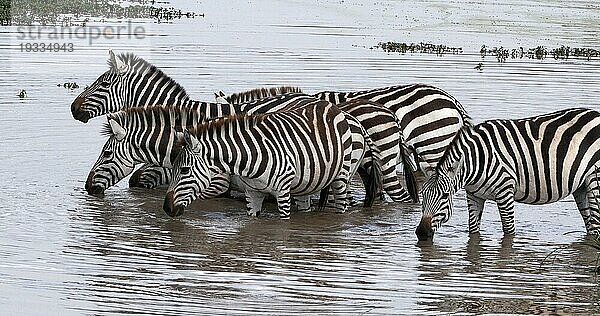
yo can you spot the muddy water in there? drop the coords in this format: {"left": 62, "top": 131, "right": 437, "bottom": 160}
{"left": 1, "top": 0, "right": 600, "bottom": 314}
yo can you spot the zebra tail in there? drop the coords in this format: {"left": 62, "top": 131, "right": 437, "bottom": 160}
{"left": 364, "top": 155, "right": 383, "bottom": 207}
{"left": 363, "top": 135, "right": 384, "bottom": 207}
{"left": 317, "top": 186, "right": 330, "bottom": 212}
{"left": 401, "top": 151, "right": 419, "bottom": 203}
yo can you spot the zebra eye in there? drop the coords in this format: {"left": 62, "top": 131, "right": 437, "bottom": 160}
{"left": 103, "top": 150, "right": 113, "bottom": 158}
{"left": 180, "top": 167, "right": 191, "bottom": 175}
{"left": 441, "top": 192, "right": 450, "bottom": 200}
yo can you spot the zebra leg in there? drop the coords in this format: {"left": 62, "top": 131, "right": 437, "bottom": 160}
{"left": 575, "top": 172, "right": 600, "bottom": 236}
{"left": 573, "top": 186, "right": 592, "bottom": 231}
{"left": 295, "top": 195, "right": 311, "bottom": 212}
{"left": 330, "top": 178, "right": 349, "bottom": 213}
{"left": 495, "top": 186, "right": 516, "bottom": 235}
{"left": 380, "top": 162, "right": 412, "bottom": 203}
{"left": 275, "top": 190, "right": 292, "bottom": 219}
{"left": 467, "top": 192, "right": 485, "bottom": 235}
{"left": 245, "top": 191, "right": 266, "bottom": 217}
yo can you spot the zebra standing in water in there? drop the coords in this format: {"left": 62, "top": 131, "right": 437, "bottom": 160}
{"left": 217, "top": 90, "right": 419, "bottom": 203}
{"left": 416, "top": 108, "right": 600, "bottom": 241}
{"left": 217, "top": 89, "right": 408, "bottom": 205}
{"left": 71, "top": 51, "right": 318, "bottom": 189}
{"left": 163, "top": 102, "right": 355, "bottom": 219}
{"left": 314, "top": 84, "right": 472, "bottom": 177}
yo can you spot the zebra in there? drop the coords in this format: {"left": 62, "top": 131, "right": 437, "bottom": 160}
{"left": 72, "top": 51, "right": 317, "bottom": 189}
{"left": 217, "top": 90, "right": 419, "bottom": 203}
{"left": 313, "top": 84, "right": 472, "bottom": 179}
{"left": 85, "top": 94, "right": 326, "bottom": 195}
{"left": 164, "top": 102, "right": 355, "bottom": 219}
{"left": 217, "top": 90, "right": 407, "bottom": 206}
{"left": 128, "top": 87, "right": 309, "bottom": 189}
{"left": 88, "top": 102, "right": 383, "bottom": 211}
{"left": 215, "top": 87, "right": 303, "bottom": 105}
{"left": 416, "top": 108, "right": 600, "bottom": 241}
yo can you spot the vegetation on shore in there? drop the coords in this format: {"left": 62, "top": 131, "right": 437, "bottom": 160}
{"left": 373, "top": 41, "right": 599, "bottom": 63}
{"left": 0, "top": 0, "right": 201, "bottom": 26}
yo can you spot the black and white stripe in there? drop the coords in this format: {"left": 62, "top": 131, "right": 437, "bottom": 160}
{"left": 219, "top": 89, "right": 418, "bottom": 203}
{"left": 416, "top": 108, "right": 600, "bottom": 241}
{"left": 85, "top": 93, "right": 323, "bottom": 195}
{"left": 164, "top": 101, "right": 354, "bottom": 218}
{"left": 74, "top": 52, "right": 319, "bottom": 192}
{"left": 314, "top": 84, "right": 471, "bottom": 176}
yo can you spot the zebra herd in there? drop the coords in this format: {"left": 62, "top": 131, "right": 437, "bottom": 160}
{"left": 72, "top": 51, "right": 600, "bottom": 242}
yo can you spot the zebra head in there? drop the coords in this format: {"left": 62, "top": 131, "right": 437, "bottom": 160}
{"left": 163, "top": 130, "right": 216, "bottom": 217}
{"left": 416, "top": 155, "right": 465, "bottom": 241}
{"left": 85, "top": 114, "right": 136, "bottom": 195}
{"left": 71, "top": 50, "right": 132, "bottom": 123}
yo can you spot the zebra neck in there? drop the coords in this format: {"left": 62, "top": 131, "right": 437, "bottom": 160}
{"left": 198, "top": 134, "right": 254, "bottom": 178}
{"left": 128, "top": 71, "right": 191, "bottom": 107}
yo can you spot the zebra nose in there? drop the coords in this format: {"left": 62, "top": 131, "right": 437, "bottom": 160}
{"left": 163, "top": 191, "right": 184, "bottom": 217}
{"left": 416, "top": 216, "right": 434, "bottom": 242}
{"left": 128, "top": 168, "right": 145, "bottom": 188}
{"left": 71, "top": 96, "right": 90, "bottom": 123}
{"left": 85, "top": 171, "right": 105, "bottom": 195}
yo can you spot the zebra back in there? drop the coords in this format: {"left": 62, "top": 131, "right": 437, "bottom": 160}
{"left": 223, "top": 86, "right": 304, "bottom": 105}
{"left": 314, "top": 84, "right": 471, "bottom": 174}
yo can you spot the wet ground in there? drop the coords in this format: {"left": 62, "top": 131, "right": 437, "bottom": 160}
{"left": 1, "top": 0, "right": 599, "bottom": 314}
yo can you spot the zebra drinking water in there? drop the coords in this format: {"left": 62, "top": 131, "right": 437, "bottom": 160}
{"left": 85, "top": 94, "right": 324, "bottom": 195}
{"left": 416, "top": 108, "right": 600, "bottom": 241}
{"left": 72, "top": 51, "right": 318, "bottom": 189}
{"left": 164, "top": 102, "right": 355, "bottom": 219}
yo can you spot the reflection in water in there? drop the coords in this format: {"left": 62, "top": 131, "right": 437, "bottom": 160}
{"left": 416, "top": 234, "right": 600, "bottom": 314}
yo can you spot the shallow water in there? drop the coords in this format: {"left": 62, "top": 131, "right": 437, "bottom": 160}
{"left": 1, "top": 0, "right": 600, "bottom": 314}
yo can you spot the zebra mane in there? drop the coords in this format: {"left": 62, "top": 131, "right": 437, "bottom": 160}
{"left": 107, "top": 52, "right": 190, "bottom": 99}
{"left": 225, "top": 86, "right": 303, "bottom": 104}
{"left": 186, "top": 113, "right": 267, "bottom": 138}
{"left": 99, "top": 105, "right": 194, "bottom": 137}
{"left": 434, "top": 125, "right": 473, "bottom": 174}
{"left": 100, "top": 122, "right": 114, "bottom": 138}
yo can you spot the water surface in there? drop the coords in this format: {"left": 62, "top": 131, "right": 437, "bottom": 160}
{"left": 1, "top": 0, "right": 599, "bottom": 314}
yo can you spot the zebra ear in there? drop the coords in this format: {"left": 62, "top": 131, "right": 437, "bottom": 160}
{"left": 421, "top": 160, "right": 436, "bottom": 176}
{"left": 108, "top": 117, "right": 127, "bottom": 141}
{"left": 215, "top": 91, "right": 228, "bottom": 104}
{"left": 109, "top": 50, "right": 128, "bottom": 74}
{"left": 447, "top": 155, "right": 465, "bottom": 179}
{"left": 183, "top": 130, "right": 200, "bottom": 152}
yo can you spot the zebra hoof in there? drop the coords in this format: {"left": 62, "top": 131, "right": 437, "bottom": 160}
{"left": 247, "top": 210, "right": 260, "bottom": 217}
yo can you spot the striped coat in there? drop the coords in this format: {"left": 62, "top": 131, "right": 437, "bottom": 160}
{"left": 417, "top": 108, "right": 600, "bottom": 241}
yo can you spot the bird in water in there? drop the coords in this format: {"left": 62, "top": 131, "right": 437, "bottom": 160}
{"left": 18, "top": 89, "right": 26, "bottom": 99}
{"left": 474, "top": 62, "right": 483, "bottom": 71}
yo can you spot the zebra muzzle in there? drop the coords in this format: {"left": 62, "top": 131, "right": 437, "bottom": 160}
{"left": 163, "top": 191, "right": 184, "bottom": 217}
{"left": 85, "top": 171, "right": 105, "bottom": 195}
{"left": 416, "top": 216, "right": 435, "bottom": 242}
{"left": 71, "top": 96, "right": 90, "bottom": 123}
